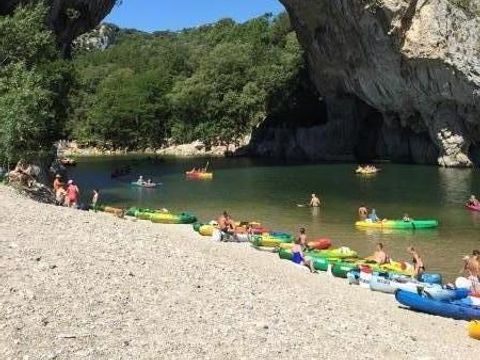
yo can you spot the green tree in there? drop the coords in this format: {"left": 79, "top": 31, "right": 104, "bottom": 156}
{"left": 0, "top": 2, "right": 69, "bottom": 166}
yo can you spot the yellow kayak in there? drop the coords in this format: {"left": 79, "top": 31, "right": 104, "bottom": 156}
{"left": 468, "top": 321, "right": 480, "bottom": 340}
{"left": 199, "top": 224, "right": 215, "bottom": 236}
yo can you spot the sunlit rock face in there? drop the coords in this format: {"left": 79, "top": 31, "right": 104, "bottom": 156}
{"left": 273, "top": 0, "right": 480, "bottom": 166}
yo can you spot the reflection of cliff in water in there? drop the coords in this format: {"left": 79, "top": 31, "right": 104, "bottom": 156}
{"left": 438, "top": 168, "right": 473, "bottom": 205}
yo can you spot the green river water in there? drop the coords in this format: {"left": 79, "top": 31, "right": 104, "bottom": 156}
{"left": 68, "top": 156, "right": 480, "bottom": 280}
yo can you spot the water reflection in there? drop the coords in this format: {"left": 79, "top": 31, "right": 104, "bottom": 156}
{"left": 438, "top": 167, "right": 472, "bottom": 205}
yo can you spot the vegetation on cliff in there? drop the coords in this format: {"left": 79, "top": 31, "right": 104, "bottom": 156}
{"left": 0, "top": 3, "right": 71, "bottom": 166}
{"left": 68, "top": 13, "right": 308, "bottom": 149}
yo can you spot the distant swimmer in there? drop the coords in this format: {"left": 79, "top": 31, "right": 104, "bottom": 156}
{"left": 310, "top": 193, "right": 321, "bottom": 207}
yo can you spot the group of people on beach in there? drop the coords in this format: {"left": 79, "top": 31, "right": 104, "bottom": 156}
{"left": 53, "top": 174, "right": 99, "bottom": 209}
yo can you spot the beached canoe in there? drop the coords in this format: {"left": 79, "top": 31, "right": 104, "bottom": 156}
{"left": 185, "top": 171, "right": 213, "bottom": 180}
{"left": 466, "top": 204, "right": 480, "bottom": 212}
{"left": 278, "top": 248, "right": 332, "bottom": 271}
{"left": 150, "top": 212, "right": 197, "bottom": 224}
{"left": 251, "top": 233, "right": 294, "bottom": 247}
{"left": 307, "top": 238, "right": 332, "bottom": 250}
{"left": 309, "top": 247, "right": 358, "bottom": 260}
{"left": 395, "top": 290, "right": 480, "bottom": 321}
{"left": 370, "top": 276, "right": 466, "bottom": 300}
{"left": 331, "top": 261, "right": 359, "bottom": 278}
{"left": 468, "top": 321, "right": 480, "bottom": 340}
{"left": 355, "top": 219, "right": 438, "bottom": 229}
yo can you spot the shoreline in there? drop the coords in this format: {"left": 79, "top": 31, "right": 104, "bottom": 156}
{"left": 0, "top": 185, "right": 477, "bottom": 359}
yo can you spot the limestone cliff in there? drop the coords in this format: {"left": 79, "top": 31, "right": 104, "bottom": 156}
{"left": 0, "top": 0, "right": 117, "bottom": 56}
{"left": 257, "top": 0, "right": 480, "bottom": 166}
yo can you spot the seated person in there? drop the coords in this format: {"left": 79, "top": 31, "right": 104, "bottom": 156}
{"left": 467, "top": 195, "right": 480, "bottom": 207}
{"left": 291, "top": 239, "right": 315, "bottom": 273}
{"left": 366, "top": 243, "right": 389, "bottom": 265}
{"left": 402, "top": 213, "right": 412, "bottom": 222}
{"left": 367, "top": 209, "right": 380, "bottom": 223}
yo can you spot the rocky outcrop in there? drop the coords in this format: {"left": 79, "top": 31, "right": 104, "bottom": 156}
{"left": 73, "top": 23, "right": 119, "bottom": 52}
{"left": 271, "top": 0, "right": 480, "bottom": 166}
{"left": 0, "top": 0, "right": 117, "bottom": 56}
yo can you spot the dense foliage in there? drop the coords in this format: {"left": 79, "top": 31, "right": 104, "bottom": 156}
{"left": 0, "top": 2, "right": 70, "bottom": 165}
{"left": 69, "top": 14, "right": 307, "bottom": 149}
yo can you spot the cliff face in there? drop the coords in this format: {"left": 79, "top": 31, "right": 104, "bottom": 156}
{"left": 0, "top": 0, "right": 117, "bottom": 56}
{"left": 255, "top": 0, "right": 480, "bottom": 166}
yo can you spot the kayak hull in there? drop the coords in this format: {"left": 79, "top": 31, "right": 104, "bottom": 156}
{"left": 186, "top": 172, "right": 213, "bottom": 179}
{"left": 150, "top": 212, "right": 197, "bottom": 224}
{"left": 395, "top": 290, "right": 480, "bottom": 321}
{"left": 466, "top": 204, "right": 480, "bottom": 212}
{"left": 356, "top": 220, "right": 438, "bottom": 229}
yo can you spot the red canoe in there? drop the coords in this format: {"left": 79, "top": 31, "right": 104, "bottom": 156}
{"left": 466, "top": 204, "right": 480, "bottom": 212}
{"left": 307, "top": 238, "right": 332, "bottom": 250}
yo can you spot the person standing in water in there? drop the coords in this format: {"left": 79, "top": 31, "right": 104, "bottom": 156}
{"left": 358, "top": 205, "right": 368, "bottom": 220}
{"left": 309, "top": 193, "right": 321, "bottom": 207}
{"left": 407, "top": 246, "right": 425, "bottom": 278}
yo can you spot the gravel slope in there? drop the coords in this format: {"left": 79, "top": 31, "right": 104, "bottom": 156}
{"left": 0, "top": 186, "right": 477, "bottom": 359}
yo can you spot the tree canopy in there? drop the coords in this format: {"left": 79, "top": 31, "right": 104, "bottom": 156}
{"left": 70, "top": 13, "right": 308, "bottom": 149}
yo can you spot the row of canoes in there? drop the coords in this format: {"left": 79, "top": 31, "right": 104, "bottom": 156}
{"left": 193, "top": 222, "right": 479, "bottom": 340}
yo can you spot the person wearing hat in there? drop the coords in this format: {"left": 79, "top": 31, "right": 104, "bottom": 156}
{"left": 66, "top": 179, "right": 80, "bottom": 208}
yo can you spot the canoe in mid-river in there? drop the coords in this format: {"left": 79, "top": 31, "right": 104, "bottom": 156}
{"left": 355, "top": 219, "right": 438, "bottom": 229}
{"left": 466, "top": 204, "right": 480, "bottom": 212}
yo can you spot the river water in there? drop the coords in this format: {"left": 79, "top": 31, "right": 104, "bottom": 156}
{"left": 68, "top": 156, "right": 480, "bottom": 280}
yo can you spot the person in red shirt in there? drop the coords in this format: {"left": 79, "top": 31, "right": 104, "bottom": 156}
{"left": 66, "top": 180, "right": 80, "bottom": 208}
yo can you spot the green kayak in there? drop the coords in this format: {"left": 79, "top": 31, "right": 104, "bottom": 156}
{"left": 331, "top": 261, "right": 359, "bottom": 278}
{"left": 278, "top": 249, "right": 336, "bottom": 272}
{"left": 308, "top": 247, "right": 358, "bottom": 260}
{"left": 356, "top": 220, "right": 439, "bottom": 229}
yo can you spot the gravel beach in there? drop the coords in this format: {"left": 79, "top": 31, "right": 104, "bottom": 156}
{"left": 0, "top": 186, "right": 477, "bottom": 359}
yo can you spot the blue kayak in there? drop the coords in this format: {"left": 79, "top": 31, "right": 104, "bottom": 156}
{"left": 395, "top": 290, "right": 480, "bottom": 320}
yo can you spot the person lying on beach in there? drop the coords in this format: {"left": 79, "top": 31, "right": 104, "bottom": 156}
{"left": 407, "top": 246, "right": 425, "bottom": 278}
{"left": 291, "top": 239, "right": 315, "bottom": 273}
{"left": 366, "top": 243, "right": 389, "bottom": 264}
